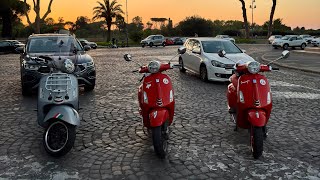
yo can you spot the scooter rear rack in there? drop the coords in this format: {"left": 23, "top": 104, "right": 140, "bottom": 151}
{"left": 45, "top": 73, "right": 72, "bottom": 93}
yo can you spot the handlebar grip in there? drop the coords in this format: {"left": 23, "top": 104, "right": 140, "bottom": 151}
{"left": 132, "top": 70, "right": 139, "bottom": 73}
{"left": 272, "top": 67, "right": 280, "bottom": 70}
{"left": 171, "top": 64, "right": 182, "bottom": 68}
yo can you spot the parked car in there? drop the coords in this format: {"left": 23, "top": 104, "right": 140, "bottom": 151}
{"left": 19, "top": 33, "right": 96, "bottom": 95}
{"left": 299, "top": 34, "right": 314, "bottom": 44}
{"left": 215, "top": 35, "right": 235, "bottom": 43}
{"left": 268, "top": 35, "right": 282, "bottom": 44}
{"left": 165, "top": 38, "right": 174, "bottom": 46}
{"left": 179, "top": 38, "right": 255, "bottom": 82}
{"left": 0, "top": 40, "right": 25, "bottom": 54}
{"left": 172, "top": 37, "right": 184, "bottom": 45}
{"left": 140, "top": 35, "right": 166, "bottom": 47}
{"left": 311, "top": 38, "right": 320, "bottom": 47}
{"left": 79, "top": 39, "right": 97, "bottom": 49}
{"left": 180, "top": 37, "right": 188, "bottom": 44}
{"left": 272, "top": 35, "right": 307, "bottom": 50}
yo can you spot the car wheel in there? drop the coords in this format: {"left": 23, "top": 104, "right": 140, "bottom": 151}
{"left": 200, "top": 65, "right": 208, "bottom": 82}
{"left": 162, "top": 42, "right": 166, "bottom": 47}
{"left": 84, "top": 84, "right": 95, "bottom": 91}
{"left": 301, "top": 43, "right": 306, "bottom": 50}
{"left": 22, "top": 85, "right": 32, "bottom": 96}
{"left": 273, "top": 46, "right": 278, "bottom": 49}
{"left": 141, "top": 44, "right": 145, "bottom": 48}
{"left": 179, "top": 57, "right": 186, "bottom": 73}
{"left": 283, "top": 44, "right": 289, "bottom": 50}
{"left": 149, "top": 42, "right": 153, "bottom": 47}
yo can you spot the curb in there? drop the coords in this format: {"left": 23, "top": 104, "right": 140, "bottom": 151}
{"left": 260, "top": 54, "right": 320, "bottom": 74}
{"left": 292, "top": 50, "right": 320, "bottom": 55}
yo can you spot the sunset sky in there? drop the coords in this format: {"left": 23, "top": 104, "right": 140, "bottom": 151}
{"left": 23, "top": 0, "right": 320, "bottom": 29}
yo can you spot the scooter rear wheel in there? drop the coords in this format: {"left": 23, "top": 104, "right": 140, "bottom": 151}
{"left": 43, "top": 120, "right": 76, "bottom": 157}
{"left": 251, "top": 126, "right": 263, "bottom": 159}
{"left": 152, "top": 126, "right": 167, "bottom": 159}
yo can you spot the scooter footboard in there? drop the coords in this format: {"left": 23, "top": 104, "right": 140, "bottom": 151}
{"left": 248, "top": 109, "right": 266, "bottom": 127}
{"left": 43, "top": 105, "right": 80, "bottom": 127}
{"left": 149, "top": 109, "right": 169, "bottom": 127}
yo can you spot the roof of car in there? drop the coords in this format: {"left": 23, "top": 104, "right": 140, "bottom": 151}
{"left": 188, "top": 37, "right": 230, "bottom": 41}
{"left": 29, "top": 33, "right": 72, "bottom": 38}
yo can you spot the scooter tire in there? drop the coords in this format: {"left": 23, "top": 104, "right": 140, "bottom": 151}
{"left": 152, "top": 126, "right": 167, "bottom": 159}
{"left": 43, "top": 120, "right": 76, "bottom": 157}
{"left": 251, "top": 126, "right": 263, "bottom": 159}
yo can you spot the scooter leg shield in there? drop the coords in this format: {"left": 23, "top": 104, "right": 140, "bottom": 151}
{"left": 248, "top": 109, "right": 267, "bottom": 127}
{"left": 44, "top": 105, "right": 80, "bottom": 126}
{"left": 149, "top": 109, "right": 169, "bottom": 127}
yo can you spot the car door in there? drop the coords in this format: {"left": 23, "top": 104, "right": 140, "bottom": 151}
{"left": 289, "top": 37, "right": 298, "bottom": 46}
{"left": 297, "top": 37, "right": 304, "bottom": 45}
{"left": 181, "top": 39, "right": 194, "bottom": 70}
{"left": 189, "top": 40, "right": 202, "bottom": 73}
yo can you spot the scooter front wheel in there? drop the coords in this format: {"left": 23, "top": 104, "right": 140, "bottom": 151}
{"left": 250, "top": 126, "right": 263, "bottom": 159}
{"left": 43, "top": 120, "right": 76, "bottom": 157}
{"left": 152, "top": 126, "right": 167, "bottom": 159}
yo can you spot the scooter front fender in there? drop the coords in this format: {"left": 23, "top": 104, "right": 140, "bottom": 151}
{"left": 247, "top": 109, "right": 266, "bottom": 127}
{"left": 43, "top": 105, "right": 80, "bottom": 127}
{"left": 149, "top": 109, "right": 169, "bottom": 127}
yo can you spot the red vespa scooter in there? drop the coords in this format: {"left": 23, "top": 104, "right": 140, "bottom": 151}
{"left": 123, "top": 47, "right": 186, "bottom": 158}
{"left": 225, "top": 50, "right": 290, "bottom": 159}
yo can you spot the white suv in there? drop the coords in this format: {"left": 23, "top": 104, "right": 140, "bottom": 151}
{"left": 140, "top": 35, "right": 166, "bottom": 47}
{"left": 215, "top": 35, "right": 235, "bottom": 43}
{"left": 300, "top": 34, "right": 314, "bottom": 44}
{"left": 272, "top": 35, "right": 307, "bottom": 50}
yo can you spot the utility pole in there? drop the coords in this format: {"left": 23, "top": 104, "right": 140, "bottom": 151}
{"left": 125, "top": 0, "right": 129, "bottom": 47}
{"left": 249, "top": 0, "right": 256, "bottom": 32}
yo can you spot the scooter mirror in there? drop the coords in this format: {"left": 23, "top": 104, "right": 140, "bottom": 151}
{"left": 218, "top": 49, "right": 226, "bottom": 57}
{"left": 281, "top": 50, "right": 290, "bottom": 59}
{"left": 124, "top": 54, "right": 132, "bottom": 61}
{"left": 178, "top": 47, "right": 186, "bottom": 54}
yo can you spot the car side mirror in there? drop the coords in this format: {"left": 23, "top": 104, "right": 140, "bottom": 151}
{"left": 281, "top": 50, "right": 290, "bottom": 59}
{"left": 124, "top": 54, "right": 132, "bottom": 61}
{"left": 192, "top": 47, "right": 201, "bottom": 54}
{"left": 178, "top": 47, "right": 186, "bottom": 54}
{"left": 15, "top": 47, "right": 24, "bottom": 53}
{"left": 218, "top": 49, "right": 226, "bottom": 57}
{"left": 84, "top": 45, "right": 91, "bottom": 51}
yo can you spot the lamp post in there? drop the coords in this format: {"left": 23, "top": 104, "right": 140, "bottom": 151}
{"left": 125, "top": 0, "right": 129, "bottom": 47}
{"left": 249, "top": 0, "right": 256, "bottom": 32}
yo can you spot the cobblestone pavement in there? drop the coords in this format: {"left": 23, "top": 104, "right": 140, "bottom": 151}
{"left": 0, "top": 45, "right": 319, "bottom": 179}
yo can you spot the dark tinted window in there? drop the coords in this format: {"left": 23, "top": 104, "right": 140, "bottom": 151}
{"left": 27, "top": 36, "right": 82, "bottom": 53}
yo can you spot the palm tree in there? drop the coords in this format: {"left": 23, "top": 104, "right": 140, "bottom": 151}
{"left": 239, "top": 0, "right": 250, "bottom": 39}
{"left": 267, "top": 0, "right": 277, "bottom": 37}
{"left": 93, "top": 0, "right": 124, "bottom": 42}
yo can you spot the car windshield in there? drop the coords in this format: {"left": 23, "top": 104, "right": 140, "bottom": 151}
{"left": 222, "top": 35, "right": 230, "bottom": 38}
{"left": 201, "top": 41, "right": 242, "bottom": 53}
{"left": 27, "top": 36, "right": 83, "bottom": 54}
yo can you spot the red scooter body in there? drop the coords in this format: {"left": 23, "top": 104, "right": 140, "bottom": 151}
{"left": 138, "top": 72, "right": 175, "bottom": 128}
{"left": 227, "top": 64, "right": 272, "bottom": 128}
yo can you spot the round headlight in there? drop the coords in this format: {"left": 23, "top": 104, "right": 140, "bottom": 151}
{"left": 247, "top": 61, "right": 260, "bottom": 74}
{"left": 63, "top": 59, "right": 75, "bottom": 73}
{"left": 147, "top": 60, "right": 160, "bottom": 73}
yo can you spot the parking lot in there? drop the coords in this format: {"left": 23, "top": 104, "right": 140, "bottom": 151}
{"left": 0, "top": 45, "right": 320, "bottom": 179}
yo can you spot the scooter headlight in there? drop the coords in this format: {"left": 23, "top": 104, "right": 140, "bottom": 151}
{"left": 247, "top": 61, "right": 260, "bottom": 74}
{"left": 147, "top": 60, "right": 160, "bottom": 73}
{"left": 63, "top": 59, "right": 75, "bottom": 73}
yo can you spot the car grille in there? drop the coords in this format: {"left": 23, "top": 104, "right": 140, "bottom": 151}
{"left": 225, "top": 64, "right": 234, "bottom": 69}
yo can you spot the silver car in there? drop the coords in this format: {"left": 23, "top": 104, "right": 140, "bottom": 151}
{"left": 179, "top": 38, "right": 255, "bottom": 82}
{"left": 140, "top": 35, "right": 166, "bottom": 47}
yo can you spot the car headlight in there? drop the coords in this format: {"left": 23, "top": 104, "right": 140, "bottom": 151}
{"left": 24, "top": 63, "right": 40, "bottom": 70}
{"left": 247, "top": 61, "right": 260, "bottom": 74}
{"left": 83, "top": 61, "right": 94, "bottom": 67}
{"left": 211, "top": 60, "right": 225, "bottom": 68}
{"left": 63, "top": 59, "right": 75, "bottom": 73}
{"left": 148, "top": 60, "right": 160, "bottom": 73}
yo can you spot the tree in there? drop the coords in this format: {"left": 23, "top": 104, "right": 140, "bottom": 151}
{"left": 0, "top": 0, "right": 28, "bottom": 38}
{"left": 92, "top": 0, "right": 124, "bottom": 42}
{"left": 267, "top": 0, "right": 277, "bottom": 37}
{"left": 238, "top": 0, "right": 249, "bottom": 38}
{"left": 175, "top": 16, "right": 214, "bottom": 37}
{"left": 146, "top": 21, "right": 153, "bottom": 29}
{"left": 75, "top": 16, "right": 90, "bottom": 30}
{"left": 23, "top": 0, "right": 54, "bottom": 33}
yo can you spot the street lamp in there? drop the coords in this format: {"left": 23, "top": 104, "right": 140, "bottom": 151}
{"left": 249, "top": 0, "right": 256, "bottom": 31}
{"left": 125, "top": 0, "right": 129, "bottom": 47}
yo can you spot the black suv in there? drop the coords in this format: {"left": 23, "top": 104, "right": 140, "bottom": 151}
{"left": 19, "top": 34, "right": 96, "bottom": 95}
